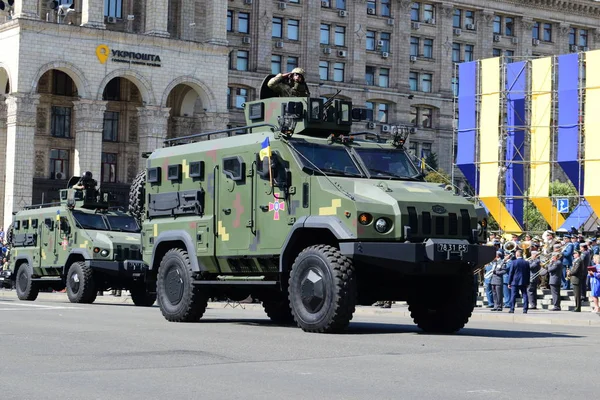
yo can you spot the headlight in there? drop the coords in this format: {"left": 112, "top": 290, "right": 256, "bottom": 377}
{"left": 477, "top": 222, "right": 483, "bottom": 235}
{"left": 374, "top": 218, "right": 391, "bottom": 233}
{"left": 100, "top": 249, "right": 110, "bottom": 257}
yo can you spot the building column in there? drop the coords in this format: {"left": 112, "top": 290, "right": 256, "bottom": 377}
{"left": 80, "top": 0, "right": 106, "bottom": 29}
{"left": 73, "top": 100, "right": 107, "bottom": 181}
{"left": 194, "top": 112, "right": 229, "bottom": 134}
{"left": 179, "top": 0, "right": 195, "bottom": 41}
{"left": 137, "top": 106, "right": 170, "bottom": 164}
{"left": 202, "top": 0, "right": 227, "bottom": 45}
{"left": 0, "top": 96, "right": 7, "bottom": 227}
{"left": 12, "top": 0, "right": 39, "bottom": 20}
{"left": 4, "top": 93, "right": 39, "bottom": 230}
{"left": 145, "top": 0, "right": 170, "bottom": 37}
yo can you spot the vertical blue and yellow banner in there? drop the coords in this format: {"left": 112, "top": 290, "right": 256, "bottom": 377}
{"left": 456, "top": 62, "right": 478, "bottom": 191}
{"left": 584, "top": 50, "right": 600, "bottom": 218}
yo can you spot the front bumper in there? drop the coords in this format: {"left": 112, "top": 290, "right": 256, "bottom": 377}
{"left": 87, "top": 259, "right": 149, "bottom": 278}
{"left": 339, "top": 239, "right": 496, "bottom": 272}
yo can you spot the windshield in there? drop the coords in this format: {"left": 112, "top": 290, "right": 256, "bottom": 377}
{"left": 106, "top": 215, "right": 140, "bottom": 233}
{"left": 354, "top": 148, "right": 420, "bottom": 179}
{"left": 291, "top": 141, "right": 362, "bottom": 176}
{"left": 72, "top": 211, "right": 108, "bottom": 230}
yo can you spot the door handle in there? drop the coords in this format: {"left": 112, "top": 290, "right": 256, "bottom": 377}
{"left": 259, "top": 205, "right": 269, "bottom": 212}
{"left": 222, "top": 208, "right": 232, "bottom": 215}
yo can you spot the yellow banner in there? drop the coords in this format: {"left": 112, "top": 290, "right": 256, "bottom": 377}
{"left": 478, "top": 58, "right": 522, "bottom": 233}
{"left": 584, "top": 50, "right": 600, "bottom": 216}
{"left": 530, "top": 57, "right": 565, "bottom": 230}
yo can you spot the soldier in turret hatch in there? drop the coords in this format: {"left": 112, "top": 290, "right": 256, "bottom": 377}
{"left": 267, "top": 67, "right": 310, "bottom": 97}
{"left": 72, "top": 171, "right": 98, "bottom": 202}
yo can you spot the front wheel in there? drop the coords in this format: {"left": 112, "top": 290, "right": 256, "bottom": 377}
{"left": 408, "top": 271, "right": 475, "bottom": 334}
{"left": 66, "top": 262, "right": 97, "bottom": 304}
{"left": 288, "top": 245, "right": 357, "bottom": 333}
{"left": 16, "top": 263, "right": 39, "bottom": 301}
{"left": 156, "top": 248, "right": 208, "bottom": 322}
{"left": 130, "top": 285, "right": 157, "bottom": 307}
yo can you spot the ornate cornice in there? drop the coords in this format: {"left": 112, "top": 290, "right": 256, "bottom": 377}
{"left": 505, "top": 0, "right": 600, "bottom": 17}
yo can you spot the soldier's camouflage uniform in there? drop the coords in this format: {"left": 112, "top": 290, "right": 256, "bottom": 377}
{"left": 267, "top": 73, "right": 310, "bottom": 97}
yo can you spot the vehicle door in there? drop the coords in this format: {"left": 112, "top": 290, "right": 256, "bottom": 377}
{"left": 40, "top": 217, "right": 56, "bottom": 267}
{"left": 56, "top": 211, "right": 74, "bottom": 267}
{"left": 215, "top": 152, "right": 253, "bottom": 254}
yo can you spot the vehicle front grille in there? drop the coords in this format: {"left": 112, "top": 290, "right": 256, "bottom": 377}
{"left": 404, "top": 208, "right": 472, "bottom": 239}
{"left": 114, "top": 246, "right": 142, "bottom": 261}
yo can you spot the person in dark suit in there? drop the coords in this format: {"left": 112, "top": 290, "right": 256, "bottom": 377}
{"left": 569, "top": 250, "right": 583, "bottom": 312}
{"left": 508, "top": 250, "right": 530, "bottom": 313}
{"left": 548, "top": 252, "right": 563, "bottom": 311}
{"left": 528, "top": 251, "right": 541, "bottom": 310}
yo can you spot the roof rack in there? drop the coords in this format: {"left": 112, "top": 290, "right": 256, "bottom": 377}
{"left": 23, "top": 202, "right": 61, "bottom": 210}
{"left": 163, "top": 123, "right": 278, "bottom": 146}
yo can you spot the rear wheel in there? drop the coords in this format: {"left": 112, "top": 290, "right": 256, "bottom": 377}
{"left": 128, "top": 170, "right": 146, "bottom": 226}
{"left": 288, "top": 245, "right": 356, "bottom": 333}
{"left": 157, "top": 248, "right": 208, "bottom": 322}
{"left": 262, "top": 295, "right": 294, "bottom": 324}
{"left": 408, "top": 270, "right": 475, "bottom": 334}
{"left": 16, "top": 263, "right": 39, "bottom": 301}
{"left": 66, "top": 262, "right": 97, "bottom": 304}
{"left": 130, "top": 285, "right": 157, "bottom": 307}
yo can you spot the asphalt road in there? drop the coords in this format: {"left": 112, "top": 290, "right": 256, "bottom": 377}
{"left": 0, "top": 296, "right": 597, "bottom": 400}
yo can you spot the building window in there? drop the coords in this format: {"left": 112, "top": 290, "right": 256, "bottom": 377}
{"left": 420, "top": 73, "right": 432, "bottom": 93}
{"left": 333, "top": 62, "right": 345, "bottom": 82}
{"left": 101, "top": 153, "right": 117, "bottom": 183}
{"left": 409, "top": 72, "right": 418, "bottom": 91}
{"left": 367, "top": 0, "right": 376, "bottom": 14}
{"left": 452, "top": 43, "right": 460, "bottom": 63}
{"left": 493, "top": 16, "right": 501, "bottom": 34}
{"left": 410, "top": 2, "right": 420, "bottom": 21}
{"left": 380, "top": 32, "right": 390, "bottom": 53}
{"left": 53, "top": 71, "right": 74, "bottom": 96}
{"left": 365, "top": 102, "right": 389, "bottom": 123}
{"left": 320, "top": 24, "right": 330, "bottom": 45}
{"left": 492, "top": 48, "right": 502, "bottom": 57}
{"left": 103, "top": 78, "right": 120, "bottom": 101}
{"left": 286, "top": 56, "right": 298, "bottom": 72}
{"left": 288, "top": 19, "right": 299, "bottom": 41}
{"left": 569, "top": 28, "right": 576, "bottom": 46}
{"left": 334, "top": 26, "right": 346, "bottom": 46}
{"left": 410, "top": 36, "right": 419, "bottom": 56}
{"left": 464, "top": 44, "right": 474, "bottom": 62}
{"left": 465, "top": 10, "right": 474, "bottom": 27}
{"left": 381, "top": 0, "right": 390, "bottom": 17}
{"left": 271, "top": 55, "right": 282, "bottom": 74}
{"left": 365, "top": 66, "right": 376, "bottom": 86}
{"left": 227, "top": 10, "right": 232, "bottom": 32}
{"left": 49, "top": 149, "right": 69, "bottom": 180}
{"left": 421, "top": 142, "right": 432, "bottom": 158}
{"left": 410, "top": 106, "right": 433, "bottom": 128}
{"left": 579, "top": 29, "right": 588, "bottom": 47}
{"left": 272, "top": 17, "right": 283, "bottom": 38}
{"left": 504, "top": 17, "right": 514, "bottom": 36}
{"left": 423, "top": 38, "right": 433, "bottom": 58}
{"left": 505, "top": 50, "right": 514, "bottom": 63}
{"left": 532, "top": 21, "right": 539, "bottom": 40}
{"left": 379, "top": 68, "right": 389, "bottom": 88}
{"left": 452, "top": 77, "right": 459, "bottom": 97}
{"left": 453, "top": 9, "right": 461, "bottom": 28}
{"left": 236, "top": 50, "right": 249, "bottom": 71}
{"left": 103, "top": 111, "right": 119, "bottom": 142}
{"left": 543, "top": 23, "right": 552, "bottom": 42}
{"left": 366, "top": 30, "right": 376, "bottom": 50}
{"left": 335, "top": 0, "right": 346, "bottom": 10}
{"left": 235, "top": 88, "right": 248, "bottom": 109}
{"left": 409, "top": 141, "right": 417, "bottom": 156}
{"left": 104, "top": 0, "right": 122, "bottom": 18}
{"left": 51, "top": 106, "right": 71, "bottom": 138}
{"left": 319, "top": 61, "right": 329, "bottom": 80}
{"left": 423, "top": 4, "right": 434, "bottom": 23}
{"left": 238, "top": 12, "right": 249, "bottom": 34}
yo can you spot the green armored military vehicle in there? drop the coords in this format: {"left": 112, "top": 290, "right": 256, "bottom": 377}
{"left": 9, "top": 174, "right": 155, "bottom": 306}
{"left": 131, "top": 83, "right": 495, "bottom": 333}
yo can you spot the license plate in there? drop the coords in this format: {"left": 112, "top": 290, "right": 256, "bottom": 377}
{"left": 124, "top": 260, "right": 147, "bottom": 272}
{"left": 436, "top": 243, "right": 468, "bottom": 253}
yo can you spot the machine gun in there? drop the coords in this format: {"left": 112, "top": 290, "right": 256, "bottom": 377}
{"left": 321, "top": 90, "right": 342, "bottom": 121}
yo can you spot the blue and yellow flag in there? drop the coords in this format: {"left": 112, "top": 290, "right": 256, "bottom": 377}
{"left": 259, "top": 137, "right": 271, "bottom": 160}
{"left": 420, "top": 149, "right": 426, "bottom": 171}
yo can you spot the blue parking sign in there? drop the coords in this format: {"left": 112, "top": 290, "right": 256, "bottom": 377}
{"left": 557, "top": 198, "right": 569, "bottom": 213}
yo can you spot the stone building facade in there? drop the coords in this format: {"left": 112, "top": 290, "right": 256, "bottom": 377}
{"left": 0, "top": 0, "right": 229, "bottom": 229}
{"left": 1, "top": 0, "right": 600, "bottom": 229}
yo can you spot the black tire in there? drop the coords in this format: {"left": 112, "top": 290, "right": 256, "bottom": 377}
{"left": 66, "top": 261, "right": 97, "bottom": 304}
{"left": 157, "top": 248, "right": 208, "bottom": 322}
{"left": 129, "top": 170, "right": 146, "bottom": 226}
{"left": 5, "top": 223, "right": 13, "bottom": 247}
{"left": 262, "top": 296, "right": 294, "bottom": 324}
{"left": 15, "top": 263, "right": 39, "bottom": 301}
{"left": 288, "top": 245, "right": 356, "bottom": 333}
{"left": 130, "top": 285, "right": 157, "bottom": 307}
{"left": 408, "top": 271, "right": 475, "bottom": 334}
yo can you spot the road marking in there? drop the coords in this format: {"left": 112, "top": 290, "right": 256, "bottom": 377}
{"left": 0, "top": 301, "right": 79, "bottom": 310}
{"left": 466, "top": 389, "right": 501, "bottom": 394}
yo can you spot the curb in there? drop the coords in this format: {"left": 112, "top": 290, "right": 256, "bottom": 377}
{"left": 2, "top": 290, "right": 600, "bottom": 327}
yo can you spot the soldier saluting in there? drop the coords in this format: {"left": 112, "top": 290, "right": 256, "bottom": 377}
{"left": 267, "top": 68, "right": 310, "bottom": 97}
